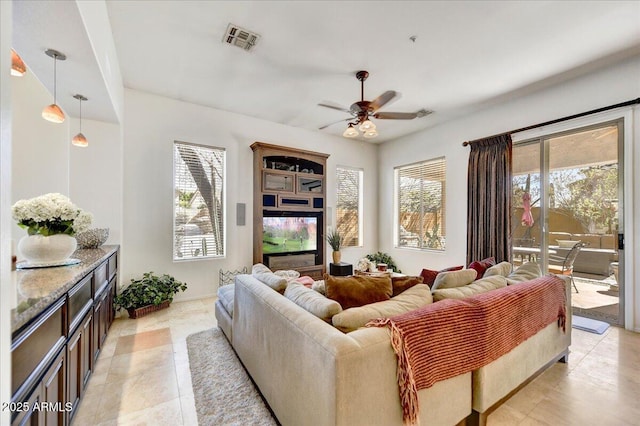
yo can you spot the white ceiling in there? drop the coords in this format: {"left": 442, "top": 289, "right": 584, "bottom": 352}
{"left": 12, "top": 1, "right": 640, "bottom": 143}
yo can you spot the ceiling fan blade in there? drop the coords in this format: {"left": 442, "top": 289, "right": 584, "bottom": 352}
{"left": 370, "top": 90, "right": 398, "bottom": 112}
{"left": 318, "top": 117, "right": 351, "bottom": 130}
{"left": 318, "top": 102, "right": 351, "bottom": 113}
{"left": 373, "top": 112, "right": 418, "bottom": 120}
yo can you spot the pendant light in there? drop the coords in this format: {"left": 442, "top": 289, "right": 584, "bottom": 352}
{"left": 342, "top": 123, "right": 359, "bottom": 138}
{"left": 42, "top": 49, "right": 66, "bottom": 123}
{"left": 11, "top": 49, "right": 26, "bottom": 77}
{"left": 72, "top": 94, "right": 88, "bottom": 147}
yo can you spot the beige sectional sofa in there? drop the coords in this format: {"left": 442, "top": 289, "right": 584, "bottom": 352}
{"left": 214, "top": 263, "right": 571, "bottom": 426}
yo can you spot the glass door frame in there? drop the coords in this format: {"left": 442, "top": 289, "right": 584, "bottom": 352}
{"left": 513, "top": 115, "right": 627, "bottom": 327}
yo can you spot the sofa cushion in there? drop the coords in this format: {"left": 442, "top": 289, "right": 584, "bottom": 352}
{"left": 431, "top": 269, "right": 477, "bottom": 291}
{"left": 332, "top": 284, "right": 433, "bottom": 332}
{"left": 506, "top": 262, "right": 542, "bottom": 285}
{"left": 483, "top": 261, "right": 513, "bottom": 278}
{"left": 252, "top": 263, "right": 288, "bottom": 292}
{"left": 391, "top": 275, "right": 424, "bottom": 297}
{"left": 432, "top": 275, "right": 507, "bottom": 301}
{"left": 284, "top": 282, "right": 342, "bottom": 321}
{"left": 468, "top": 257, "right": 496, "bottom": 279}
{"left": 324, "top": 274, "right": 392, "bottom": 310}
{"left": 217, "top": 284, "right": 235, "bottom": 316}
{"left": 419, "top": 265, "right": 463, "bottom": 287}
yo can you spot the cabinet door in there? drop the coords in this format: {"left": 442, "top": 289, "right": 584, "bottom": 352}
{"left": 67, "top": 312, "right": 92, "bottom": 423}
{"left": 11, "top": 385, "right": 43, "bottom": 426}
{"left": 41, "top": 349, "right": 66, "bottom": 426}
{"left": 92, "top": 296, "right": 103, "bottom": 363}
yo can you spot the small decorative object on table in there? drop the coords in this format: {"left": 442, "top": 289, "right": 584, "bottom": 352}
{"left": 355, "top": 257, "right": 377, "bottom": 273}
{"left": 114, "top": 272, "right": 188, "bottom": 319}
{"left": 365, "top": 251, "right": 401, "bottom": 273}
{"left": 75, "top": 228, "right": 109, "bottom": 249}
{"left": 12, "top": 193, "right": 92, "bottom": 267}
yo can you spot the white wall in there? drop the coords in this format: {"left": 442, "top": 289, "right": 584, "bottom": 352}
{"left": 11, "top": 71, "right": 122, "bottom": 254}
{"left": 11, "top": 70, "right": 70, "bottom": 203}
{"left": 122, "top": 89, "right": 379, "bottom": 301}
{"left": 69, "top": 117, "right": 122, "bottom": 246}
{"left": 378, "top": 55, "right": 640, "bottom": 331}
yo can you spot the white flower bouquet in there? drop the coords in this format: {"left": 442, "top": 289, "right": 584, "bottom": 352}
{"left": 356, "top": 257, "right": 376, "bottom": 273}
{"left": 12, "top": 193, "right": 93, "bottom": 236}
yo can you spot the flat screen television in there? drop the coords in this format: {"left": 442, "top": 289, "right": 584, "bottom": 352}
{"left": 263, "top": 216, "right": 318, "bottom": 254}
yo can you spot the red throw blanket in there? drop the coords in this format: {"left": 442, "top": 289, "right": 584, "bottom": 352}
{"left": 367, "top": 275, "right": 566, "bottom": 425}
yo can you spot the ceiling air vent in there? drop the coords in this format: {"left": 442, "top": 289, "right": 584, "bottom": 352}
{"left": 223, "top": 24, "right": 260, "bottom": 51}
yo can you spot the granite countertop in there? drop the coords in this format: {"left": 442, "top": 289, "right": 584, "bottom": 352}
{"left": 11, "top": 245, "right": 119, "bottom": 335}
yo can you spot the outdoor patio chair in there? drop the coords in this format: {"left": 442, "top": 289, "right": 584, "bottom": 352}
{"left": 548, "top": 242, "right": 586, "bottom": 293}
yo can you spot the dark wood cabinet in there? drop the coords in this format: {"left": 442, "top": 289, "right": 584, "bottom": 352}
{"left": 11, "top": 348, "right": 66, "bottom": 426}
{"left": 11, "top": 248, "right": 118, "bottom": 426}
{"left": 66, "top": 311, "right": 92, "bottom": 422}
{"left": 251, "top": 142, "right": 329, "bottom": 277}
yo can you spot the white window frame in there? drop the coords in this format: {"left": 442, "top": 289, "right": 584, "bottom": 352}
{"left": 173, "top": 140, "right": 226, "bottom": 261}
{"left": 336, "top": 166, "right": 363, "bottom": 247}
{"left": 394, "top": 157, "right": 446, "bottom": 251}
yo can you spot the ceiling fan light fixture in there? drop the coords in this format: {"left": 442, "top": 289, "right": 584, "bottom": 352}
{"left": 11, "top": 49, "right": 26, "bottom": 76}
{"left": 343, "top": 123, "right": 359, "bottom": 138}
{"left": 363, "top": 128, "right": 378, "bottom": 139}
{"left": 359, "top": 119, "right": 376, "bottom": 132}
{"left": 42, "top": 49, "right": 66, "bottom": 124}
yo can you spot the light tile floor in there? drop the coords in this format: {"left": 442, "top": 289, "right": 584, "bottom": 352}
{"left": 72, "top": 298, "right": 640, "bottom": 425}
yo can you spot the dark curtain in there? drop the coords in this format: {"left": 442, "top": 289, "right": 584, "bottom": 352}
{"left": 466, "top": 134, "right": 512, "bottom": 265}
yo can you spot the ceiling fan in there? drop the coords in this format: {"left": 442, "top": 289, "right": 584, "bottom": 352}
{"left": 318, "top": 70, "right": 431, "bottom": 138}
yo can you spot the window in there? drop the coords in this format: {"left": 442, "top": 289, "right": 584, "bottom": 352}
{"left": 396, "top": 157, "right": 446, "bottom": 250}
{"left": 173, "top": 141, "right": 225, "bottom": 260}
{"left": 336, "top": 167, "right": 363, "bottom": 247}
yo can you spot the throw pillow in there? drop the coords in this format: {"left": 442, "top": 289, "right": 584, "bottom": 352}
{"left": 324, "top": 274, "right": 392, "bottom": 310}
{"left": 431, "top": 269, "right": 477, "bottom": 291}
{"left": 252, "top": 263, "right": 288, "bottom": 292}
{"left": 506, "top": 262, "right": 542, "bottom": 285}
{"left": 312, "top": 279, "right": 326, "bottom": 295}
{"left": 252, "top": 263, "right": 272, "bottom": 275}
{"left": 332, "top": 284, "right": 433, "bottom": 332}
{"left": 419, "top": 265, "right": 463, "bottom": 287}
{"left": 468, "top": 257, "right": 496, "bottom": 280}
{"left": 391, "top": 275, "right": 424, "bottom": 297}
{"left": 483, "top": 261, "right": 513, "bottom": 278}
{"left": 294, "top": 275, "right": 315, "bottom": 287}
{"left": 284, "top": 283, "right": 342, "bottom": 321}
{"left": 432, "top": 275, "right": 508, "bottom": 301}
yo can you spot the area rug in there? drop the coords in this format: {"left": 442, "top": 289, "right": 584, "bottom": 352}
{"left": 572, "top": 315, "right": 610, "bottom": 334}
{"left": 186, "top": 328, "right": 278, "bottom": 425}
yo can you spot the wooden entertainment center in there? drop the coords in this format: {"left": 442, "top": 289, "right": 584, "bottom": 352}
{"left": 251, "top": 142, "right": 329, "bottom": 279}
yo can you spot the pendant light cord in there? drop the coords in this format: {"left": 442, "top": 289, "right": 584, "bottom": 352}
{"left": 53, "top": 54, "right": 57, "bottom": 104}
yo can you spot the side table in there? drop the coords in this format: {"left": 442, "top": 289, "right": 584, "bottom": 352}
{"left": 330, "top": 262, "right": 353, "bottom": 276}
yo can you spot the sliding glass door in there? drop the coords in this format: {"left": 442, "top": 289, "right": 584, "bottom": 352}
{"left": 512, "top": 120, "right": 623, "bottom": 325}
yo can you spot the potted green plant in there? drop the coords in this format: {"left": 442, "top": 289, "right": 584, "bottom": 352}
{"left": 366, "top": 252, "right": 401, "bottom": 273}
{"left": 114, "top": 272, "right": 188, "bottom": 319}
{"left": 326, "top": 229, "right": 343, "bottom": 264}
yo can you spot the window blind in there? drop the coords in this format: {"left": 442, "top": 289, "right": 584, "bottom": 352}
{"left": 173, "top": 141, "right": 225, "bottom": 260}
{"left": 396, "top": 157, "right": 446, "bottom": 250}
{"left": 336, "top": 167, "right": 363, "bottom": 247}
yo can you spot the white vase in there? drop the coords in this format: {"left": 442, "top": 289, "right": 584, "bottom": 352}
{"left": 18, "top": 234, "right": 78, "bottom": 265}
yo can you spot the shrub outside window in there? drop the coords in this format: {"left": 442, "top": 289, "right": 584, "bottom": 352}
{"left": 173, "top": 141, "right": 225, "bottom": 260}
{"left": 395, "top": 157, "right": 446, "bottom": 250}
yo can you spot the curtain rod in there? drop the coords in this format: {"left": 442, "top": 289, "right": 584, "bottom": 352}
{"left": 462, "top": 97, "right": 640, "bottom": 147}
